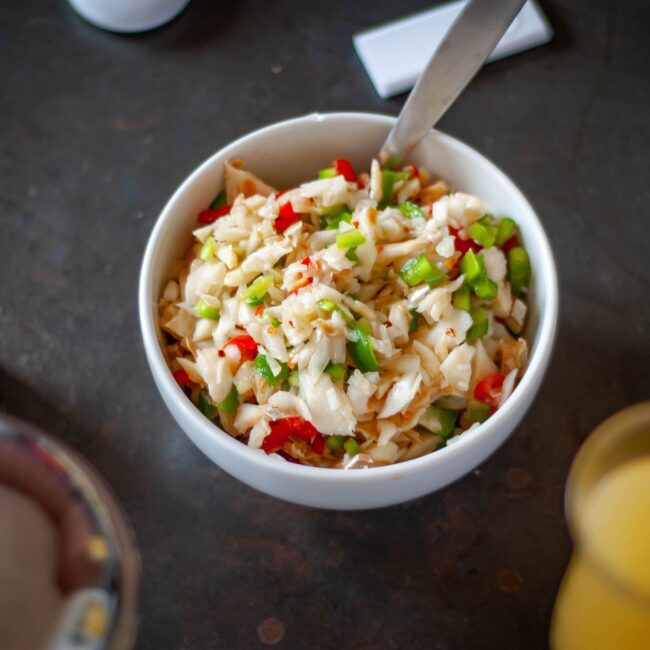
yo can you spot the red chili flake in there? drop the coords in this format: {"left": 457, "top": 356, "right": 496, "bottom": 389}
{"left": 198, "top": 205, "right": 231, "bottom": 224}
{"left": 357, "top": 175, "right": 367, "bottom": 189}
{"left": 218, "top": 350, "right": 225, "bottom": 357}
{"left": 333, "top": 158, "right": 357, "bottom": 183}
{"left": 222, "top": 334, "right": 258, "bottom": 362}
{"left": 501, "top": 235, "right": 519, "bottom": 252}
{"left": 275, "top": 202, "right": 301, "bottom": 233}
{"left": 173, "top": 369, "right": 192, "bottom": 385}
{"left": 289, "top": 276, "right": 313, "bottom": 294}
{"left": 409, "top": 165, "right": 420, "bottom": 179}
{"left": 301, "top": 256, "right": 312, "bottom": 266}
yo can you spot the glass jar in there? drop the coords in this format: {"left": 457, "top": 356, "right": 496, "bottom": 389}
{"left": 0, "top": 414, "right": 139, "bottom": 650}
{"left": 550, "top": 402, "right": 650, "bottom": 649}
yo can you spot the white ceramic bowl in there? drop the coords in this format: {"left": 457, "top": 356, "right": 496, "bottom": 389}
{"left": 139, "top": 112, "right": 558, "bottom": 510}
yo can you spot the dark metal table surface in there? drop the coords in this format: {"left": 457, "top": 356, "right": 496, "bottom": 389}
{"left": 1, "top": 1, "right": 649, "bottom": 648}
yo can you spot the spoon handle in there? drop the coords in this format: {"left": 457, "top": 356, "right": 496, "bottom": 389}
{"left": 379, "top": 0, "right": 527, "bottom": 166}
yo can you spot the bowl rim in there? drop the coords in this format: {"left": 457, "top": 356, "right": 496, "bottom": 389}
{"left": 139, "top": 111, "right": 558, "bottom": 483}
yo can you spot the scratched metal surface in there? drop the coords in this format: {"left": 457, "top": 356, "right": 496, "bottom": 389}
{"left": 1, "top": 1, "right": 649, "bottom": 648}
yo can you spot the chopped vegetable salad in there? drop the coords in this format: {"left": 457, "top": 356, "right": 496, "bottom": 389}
{"left": 159, "top": 157, "right": 531, "bottom": 468}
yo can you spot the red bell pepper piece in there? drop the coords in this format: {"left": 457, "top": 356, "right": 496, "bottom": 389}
{"left": 474, "top": 373, "right": 505, "bottom": 412}
{"left": 449, "top": 226, "right": 481, "bottom": 257}
{"left": 275, "top": 202, "right": 302, "bottom": 233}
{"left": 173, "top": 369, "right": 192, "bottom": 385}
{"left": 333, "top": 158, "right": 357, "bottom": 183}
{"left": 198, "top": 205, "right": 231, "bottom": 224}
{"left": 501, "top": 235, "right": 519, "bottom": 252}
{"left": 310, "top": 433, "right": 325, "bottom": 455}
{"left": 261, "top": 417, "right": 322, "bottom": 454}
{"left": 223, "top": 335, "right": 259, "bottom": 362}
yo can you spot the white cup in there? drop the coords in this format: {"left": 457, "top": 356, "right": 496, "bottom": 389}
{"left": 67, "top": 0, "right": 191, "bottom": 33}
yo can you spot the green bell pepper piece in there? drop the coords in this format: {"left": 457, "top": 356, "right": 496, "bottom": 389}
{"left": 466, "top": 307, "right": 489, "bottom": 343}
{"left": 399, "top": 200, "right": 425, "bottom": 220}
{"left": 319, "top": 204, "right": 346, "bottom": 218}
{"left": 196, "top": 300, "right": 220, "bottom": 320}
{"left": 409, "top": 308, "right": 419, "bottom": 333}
{"left": 264, "top": 312, "right": 281, "bottom": 328}
{"left": 326, "top": 211, "right": 352, "bottom": 230}
{"left": 199, "top": 236, "right": 216, "bottom": 262}
{"left": 348, "top": 321, "right": 379, "bottom": 372}
{"left": 317, "top": 299, "right": 337, "bottom": 313}
{"left": 318, "top": 166, "right": 337, "bottom": 179}
{"left": 468, "top": 221, "right": 498, "bottom": 248}
{"left": 419, "top": 405, "right": 458, "bottom": 438}
{"left": 507, "top": 246, "right": 531, "bottom": 296}
{"left": 326, "top": 435, "right": 345, "bottom": 453}
{"left": 324, "top": 363, "right": 345, "bottom": 381}
{"left": 452, "top": 284, "right": 471, "bottom": 312}
{"left": 399, "top": 254, "right": 445, "bottom": 287}
{"left": 216, "top": 385, "right": 239, "bottom": 414}
{"left": 495, "top": 217, "right": 517, "bottom": 246}
{"left": 336, "top": 229, "right": 366, "bottom": 249}
{"left": 318, "top": 204, "right": 350, "bottom": 229}
{"left": 317, "top": 299, "right": 353, "bottom": 323}
{"left": 467, "top": 399, "right": 491, "bottom": 424}
{"left": 195, "top": 389, "right": 218, "bottom": 420}
{"left": 343, "top": 438, "right": 360, "bottom": 457}
{"left": 459, "top": 250, "right": 483, "bottom": 283}
{"left": 209, "top": 190, "right": 227, "bottom": 210}
{"left": 474, "top": 276, "right": 498, "bottom": 301}
{"left": 379, "top": 170, "right": 396, "bottom": 208}
{"left": 253, "top": 354, "right": 288, "bottom": 386}
{"left": 379, "top": 170, "right": 407, "bottom": 208}
{"left": 242, "top": 275, "right": 273, "bottom": 305}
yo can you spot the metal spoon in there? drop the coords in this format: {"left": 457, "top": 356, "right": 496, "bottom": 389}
{"left": 379, "top": 0, "right": 527, "bottom": 167}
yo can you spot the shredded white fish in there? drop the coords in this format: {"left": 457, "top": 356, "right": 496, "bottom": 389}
{"left": 159, "top": 158, "right": 531, "bottom": 468}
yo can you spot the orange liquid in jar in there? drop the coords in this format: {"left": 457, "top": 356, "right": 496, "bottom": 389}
{"left": 551, "top": 456, "right": 650, "bottom": 649}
